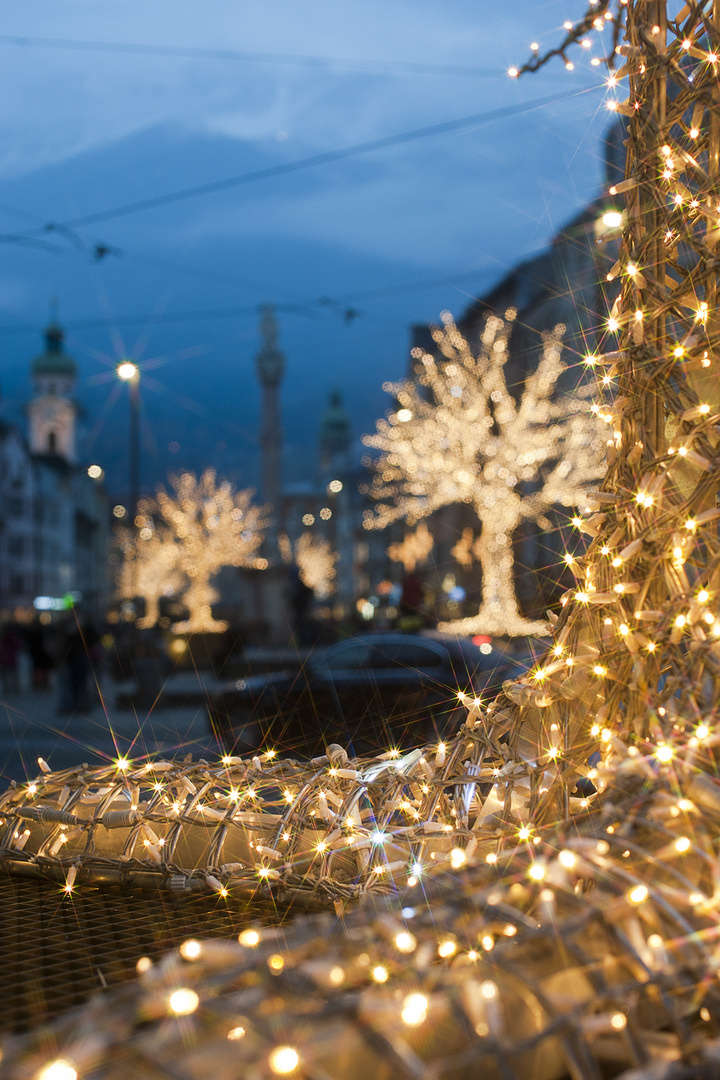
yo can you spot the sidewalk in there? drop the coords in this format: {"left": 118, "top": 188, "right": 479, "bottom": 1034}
{"left": 0, "top": 675, "right": 221, "bottom": 784}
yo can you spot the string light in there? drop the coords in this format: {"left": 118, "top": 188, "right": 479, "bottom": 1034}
{"left": 401, "top": 993, "right": 428, "bottom": 1026}
{"left": 269, "top": 1047, "right": 300, "bottom": 1074}
{"left": 37, "top": 1063, "right": 77, "bottom": 1080}
{"left": 239, "top": 930, "right": 260, "bottom": 947}
{"left": 394, "top": 932, "right": 417, "bottom": 953}
{"left": 168, "top": 988, "right": 200, "bottom": 1016}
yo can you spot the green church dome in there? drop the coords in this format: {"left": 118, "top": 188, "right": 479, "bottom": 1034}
{"left": 31, "top": 323, "right": 77, "bottom": 379}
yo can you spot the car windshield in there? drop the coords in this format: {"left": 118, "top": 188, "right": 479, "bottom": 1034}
{"left": 317, "top": 641, "right": 373, "bottom": 671}
{"left": 366, "top": 641, "right": 445, "bottom": 669}
{"left": 315, "top": 637, "right": 446, "bottom": 673}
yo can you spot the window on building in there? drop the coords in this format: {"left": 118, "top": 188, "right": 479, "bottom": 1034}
{"left": 8, "top": 496, "right": 23, "bottom": 517}
{"left": 8, "top": 535, "right": 24, "bottom": 556}
{"left": 47, "top": 431, "right": 57, "bottom": 452}
{"left": 10, "top": 575, "right": 23, "bottom": 595}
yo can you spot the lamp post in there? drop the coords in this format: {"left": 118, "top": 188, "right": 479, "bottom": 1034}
{"left": 117, "top": 360, "right": 140, "bottom": 607}
{"left": 116, "top": 360, "right": 140, "bottom": 526}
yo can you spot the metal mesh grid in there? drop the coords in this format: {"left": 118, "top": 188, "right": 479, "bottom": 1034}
{"left": 0, "top": 874, "right": 277, "bottom": 1035}
{"left": 3, "top": 804, "right": 720, "bottom": 1080}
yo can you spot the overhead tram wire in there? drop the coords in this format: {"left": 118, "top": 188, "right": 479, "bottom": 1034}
{"left": 0, "top": 274, "right": 490, "bottom": 332}
{"left": 0, "top": 87, "right": 597, "bottom": 240}
{"left": 0, "top": 259, "right": 609, "bottom": 339}
{"left": 0, "top": 200, "right": 312, "bottom": 302}
{"left": 0, "top": 34, "right": 504, "bottom": 79}
{"left": 0, "top": 85, "right": 602, "bottom": 332}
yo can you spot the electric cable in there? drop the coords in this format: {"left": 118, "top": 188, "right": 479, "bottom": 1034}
{"left": 0, "top": 88, "right": 595, "bottom": 237}
{"left": 0, "top": 34, "right": 505, "bottom": 79}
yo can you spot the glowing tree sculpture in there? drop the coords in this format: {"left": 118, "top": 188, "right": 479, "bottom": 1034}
{"left": 387, "top": 522, "right": 434, "bottom": 572}
{"left": 294, "top": 533, "right": 339, "bottom": 600}
{"left": 115, "top": 528, "right": 182, "bottom": 629}
{"left": 279, "top": 532, "right": 339, "bottom": 599}
{"left": 363, "top": 311, "right": 606, "bottom": 635}
{"left": 493, "top": 0, "right": 720, "bottom": 795}
{"left": 152, "top": 470, "right": 268, "bottom": 633}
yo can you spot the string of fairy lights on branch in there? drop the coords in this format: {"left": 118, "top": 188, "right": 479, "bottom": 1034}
{"left": 500, "top": 0, "right": 720, "bottom": 791}
{"left": 508, "top": 0, "right": 624, "bottom": 78}
{"left": 7, "top": 3, "right": 720, "bottom": 1078}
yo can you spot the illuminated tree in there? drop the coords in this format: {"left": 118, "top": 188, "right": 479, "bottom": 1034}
{"left": 294, "top": 533, "right": 338, "bottom": 600}
{"left": 363, "top": 311, "right": 606, "bottom": 635}
{"left": 115, "top": 528, "right": 182, "bottom": 629}
{"left": 279, "top": 531, "right": 339, "bottom": 599}
{"left": 387, "top": 522, "right": 434, "bottom": 572}
{"left": 151, "top": 470, "right": 268, "bottom": 633}
{"left": 500, "top": 0, "right": 720, "bottom": 777}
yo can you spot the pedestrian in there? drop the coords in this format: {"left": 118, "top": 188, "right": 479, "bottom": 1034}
{"left": 287, "top": 567, "right": 315, "bottom": 646}
{"left": 397, "top": 571, "right": 425, "bottom": 632}
{"left": 0, "top": 622, "right": 23, "bottom": 693}
{"left": 57, "top": 620, "right": 92, "bottom": 715}
{"left": 24, "top": 621, "right": 53, "bottom": 691}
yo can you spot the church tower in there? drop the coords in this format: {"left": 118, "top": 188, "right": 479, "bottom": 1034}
{"left": 27, "top": 320, "right": 78, "bottom": 463}
{"left": 256, "top": 305, "right": 285, "bottom": 539}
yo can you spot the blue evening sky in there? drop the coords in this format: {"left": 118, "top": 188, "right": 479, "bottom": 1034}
{"left": 0, "top": 1, "right": 616, "bottom": 496}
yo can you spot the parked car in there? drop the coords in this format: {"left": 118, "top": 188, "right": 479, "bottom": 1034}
{"left": 207, "top": 632, "right": 531, "bottom": 758}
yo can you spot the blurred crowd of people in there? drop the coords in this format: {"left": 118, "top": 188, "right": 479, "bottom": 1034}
{"left": 0, "top": 568, "right": 439, "bottom": 717}
{"left": 0, "top": 617, "right": 104, "bottom": 714}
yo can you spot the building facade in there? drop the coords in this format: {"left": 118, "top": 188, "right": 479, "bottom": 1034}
{"left": 0, "top": 322, "right": 109, "bottom": 616}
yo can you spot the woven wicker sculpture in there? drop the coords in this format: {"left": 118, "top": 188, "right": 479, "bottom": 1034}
{"left": 5, "top": 3, "right": 720, "bottom": 1078}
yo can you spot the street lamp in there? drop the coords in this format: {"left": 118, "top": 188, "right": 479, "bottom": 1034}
{"left": 117, "top": 359, "right": 140, "bottom": 609}
{"left": 116, "top": 360, "right": 140, "bottom": 526}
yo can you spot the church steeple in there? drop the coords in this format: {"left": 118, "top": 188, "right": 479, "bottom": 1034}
{"left": 28, "top": 316, "right": 78, "bottom": 463}
{"left": 31, "top": 321, "right": 77, "bottom": 388}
